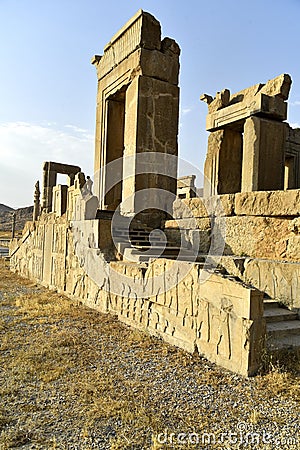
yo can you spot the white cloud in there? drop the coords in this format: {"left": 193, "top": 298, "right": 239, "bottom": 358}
{"left": 0, "top": 121, "right": 94, "bottom": 208}
{"left": 181, "top": 107, "right": 192, "bottom": 116}
{"left": 290, "top": 123, "right": 300, "bottom": 129}
{"left": 179, "top": 107, "right": 193, "bottom": 130}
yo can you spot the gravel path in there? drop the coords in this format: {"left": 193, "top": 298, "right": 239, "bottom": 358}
{"left": 0, "top": 260, "right": 299, "bottom": 449}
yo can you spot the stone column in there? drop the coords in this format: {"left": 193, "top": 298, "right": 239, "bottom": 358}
{"left": 120, "top": 75, "right": 179, "bottom": 219}
{"left": 41, "top": 162, "right": 57, "bottom": 213}
{"left": 33, "top": 181, "right": 40, "bottom": 221}
{"left": 11, "top": 212, "right": 16, "bottom": 239}
{"left": 242, "top": 116, "right": 286, "bottom": 192}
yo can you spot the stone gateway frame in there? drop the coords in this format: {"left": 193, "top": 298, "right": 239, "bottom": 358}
{"left": 92, "top": 10, "right": 180, "bottom": 217}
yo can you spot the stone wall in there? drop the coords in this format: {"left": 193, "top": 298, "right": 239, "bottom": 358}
{"left": 165, "top": 189, "right": 300, "bottom": 309}
{"left": 167, "top": 189, "right": 300, "bottom": 261}
{"left": 10, "top": 214, "right": 265, "bottom": 376}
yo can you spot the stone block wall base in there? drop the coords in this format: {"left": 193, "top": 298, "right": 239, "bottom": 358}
{"left": 10, "top": 214, "right": 265, "bottom": 377}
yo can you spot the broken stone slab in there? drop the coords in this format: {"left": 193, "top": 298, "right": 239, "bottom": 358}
{"left": 201, "top": 74, "right": 292, "bottom": 131}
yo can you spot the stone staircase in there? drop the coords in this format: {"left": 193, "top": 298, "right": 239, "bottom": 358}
{"left": 110, "top": 215, "right": 300, "bottom": 353}
{"left": 264, "top": 299, "right": 300, "bottom": 351}
{"left": 112, "top": 226, "right": 203, "bottom": 263}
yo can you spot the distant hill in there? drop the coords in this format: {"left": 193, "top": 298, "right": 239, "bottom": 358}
{"left": 0, "top": 204, "right": 14, "bottom": 213}
{"left": 0, "top": 205, "right": 33, "bottom": 233}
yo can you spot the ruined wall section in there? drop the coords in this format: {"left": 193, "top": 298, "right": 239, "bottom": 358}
{"left": 10, "top": 215, "right": 264, "bottom": 377}
{"left": 201, "top": 74, "right": 292, "bottom": 197}
{"left": 169, "top": 189, "right": 300, "bottom": 261}
{"left": 166, "top": 189, "right": 300, "bottom": 309}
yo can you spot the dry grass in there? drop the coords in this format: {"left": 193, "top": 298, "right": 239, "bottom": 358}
{"left": 0, "top": 230, "right": 22, "bottom": 239}
{"left": 0, "top": 259, "right": 299, "bottom": 449}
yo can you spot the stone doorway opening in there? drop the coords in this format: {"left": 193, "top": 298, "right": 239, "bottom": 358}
{"left": 104, "top": 88, "right": 126, "bottom": 211}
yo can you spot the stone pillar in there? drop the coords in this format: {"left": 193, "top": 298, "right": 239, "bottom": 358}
{"left": 203, "top": 129, "right": 243, "bottom": 197}
{"left": 33, "top": 181, "right": 40, "bottom": 221}
{"left": 41, "top": 162, "right": 57, "bottom": 213}
{"left": 242, "top": 116, "right": 286, "bottom": 192}
{"left": 11, "top": 212, "right": 16, "bottom": 239}
{"left": 52, "top": 185, "right": 68, "bottom": 216}
{"left": 121, "top": 75, "right": 179, "bottom": 216}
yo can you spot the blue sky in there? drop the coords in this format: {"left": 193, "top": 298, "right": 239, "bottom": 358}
{"left": 1, "top": 0, "right": 300, "bottom": 207}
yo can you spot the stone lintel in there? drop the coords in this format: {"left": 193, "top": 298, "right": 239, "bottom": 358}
{"left": 177, "top": 175, "right": 196, "bottom": 189}
{"left": 206, "top": 93, "right": 287, "bottom": 131}
{"left": 43, "top": 161, "right": 81, "bottom": 175}
{"left": 92, "top": 10, "right": 162, "bottom": 80}
{"left": 95, "top": 46, "right": 180, "bottom": 86}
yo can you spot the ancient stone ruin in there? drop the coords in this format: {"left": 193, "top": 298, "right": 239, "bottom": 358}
{"left": 10, "top": 10, "right": 300, "bottom": 376}
{"left": 200, "top": 74, "right": 298, "bottom": 196}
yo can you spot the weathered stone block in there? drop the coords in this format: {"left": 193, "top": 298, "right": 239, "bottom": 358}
{"left": 203, "top": 194, "right": 235, "bottom": 217}
{"left": 165, "top": 217, "right": 211, "bottom": 230}
{"left": 140, "top": 47, "right": 180, "bottom": 85}
{"left": 235, "top": 189, "right": 300, "bottom": 216}
{"left": 216, "top": 216, "right": 291, "bottom": 259}
{"left": 173, "top": 195, "right": 235, "bottom": 219}
{"left": 173, "top": 197, "right": 208, "bottom": 219}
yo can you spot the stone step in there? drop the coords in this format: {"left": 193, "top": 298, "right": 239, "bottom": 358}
{"left": 130, "top": 246, "right": 185, "bottom": 254}
{"left": 115, "top": 237, "right": 164, "bottom": 245}
{"left": 0, "top": 248, "right": 9, "bottom": 257}
{"left": 123, "top": 246, "right": 201, "bottom": 263}
{"left": 267, "top": 320, "right": 300, "bottom": 339}
{"left": 263, "top": 299, "right": 281, "bottom": 309}
{"left": 116, "top": 242, "right": 180, "bottom": 254}
{"left": 264, "top": 307, "right": 298, "bottom": 323}
{"left": 114, "top": 229, "right": 153, "bottom": 236}
{"left": 267, "top": 334, "right": 300, "bottom": 351}
{"left": 111, "top": 217, "right": 151, "bottom": 230}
